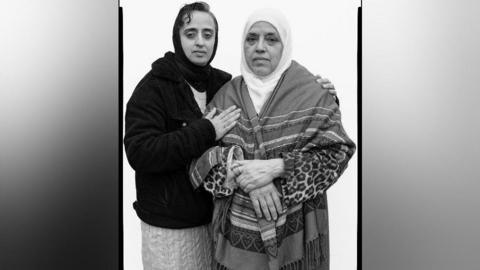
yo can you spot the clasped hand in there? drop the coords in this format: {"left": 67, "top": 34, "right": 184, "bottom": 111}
{"left": 229, "top": 159, "right": 285, "bottom": 221}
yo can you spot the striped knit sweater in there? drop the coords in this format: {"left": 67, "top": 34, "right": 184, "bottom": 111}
{"left": 190, "top": 61, "right": 356, "bottom": 270}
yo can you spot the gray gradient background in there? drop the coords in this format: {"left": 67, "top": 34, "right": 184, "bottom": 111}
{"left": 0, "top": 1, "right": 119, "bottom": 269}
{"left": 363, "top": 0, "right": 480, "bottom": 269}
{"left": 2, "top": 0, "right": 480, "bottom": 270}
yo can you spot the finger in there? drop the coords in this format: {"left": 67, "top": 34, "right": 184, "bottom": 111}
{"left": 204, "top": 108, "right": 216, "bottom": 119}
{"left": 223, "top": 120, "right": 238, "bottom": 133}
{"left": 236, "top": 172, "right": 244, "bottom": 182}
{"left": 237, "top": 178, "right": 246, "bottom": 190}
{"left": 217, "top": 106, "right": 237, "bottom": 119}
{"left": 258, "top": 197, "right": 271, "bottom": 221}
{"left": 235, "top": 160, "right": 249, "bottom": 166}
{"left": 275, "top": 188, "right": 283, "bottom": 197}
{"left": 231, "top": 167, "right": 240, "bottom": 178}
{"left": 234, "top": 167, "right": 243, "bottom": 178}
{"left": 314, "top": 74, "right": 322, "bottom": 79}
{"left": 321, "top": 83, "right": 335, "bottom": 90}
{"left": 221, "top": 110, "right": 241, "bottom": 124}
{"left": 244, "top": 184, "right": 254, "bottom": 193}
{"left": 227, "top": 110, "right": 242, "bottom": 122}
{"left": 271, "top": 192, "right": 283, "bottom": 216}
{"left": 239, "top": 178, "right": 253, "bottom": 191}
{"left": 316, "top": 78, "right": 330, "bottom": 84}
{"left": 218, "top": 120, "right": 237, "bottom": 138}
{"left": 265, "top": 195, "right": 278, "bottom": 220}
{"left": 251, "top": 197, "right": 262, "bottom": 218}
{"left": 228, "top": 108, "right": 241, "bottom": 115}
{"left": 230, "top": 162, "right": 240, "bottom": 170}
{"left": 236, "top": 176, "right": 246, "bottom": 189}
{"left": 329, "top": 89, "right": 337, "bottom": 95}
{"left": 236, "top": 169, "right": 246, "bottom": 180}
{"left": 231, "top": 161, "right": 244, "bottom": 169}
{"left": 221, "top": 107, "right": 241, "bottom": 117}
{"left": 226, "top": 113, "right": 241, "bottom": 125}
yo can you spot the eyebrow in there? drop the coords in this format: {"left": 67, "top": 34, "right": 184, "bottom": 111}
{"left": 183, "top": 27, "right": 214, "bottom": 32}
{"left": 247, "top": 31, "right": 278, "bottom": 36}
{"left": 266, "top": 33, "right": 279, "bottom": 38}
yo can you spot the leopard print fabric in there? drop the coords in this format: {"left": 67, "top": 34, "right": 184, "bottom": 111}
{"left": 204, "top": 163, "right": 233, "bottom": 198}
{"left": 203, "top": 146, "right": 235, "bottom": 198}
{"left": 280, "top": 144, "right": 351, "bottom": 208}
{"left": 203, "top": 145, "right": 350, "bottom": 207}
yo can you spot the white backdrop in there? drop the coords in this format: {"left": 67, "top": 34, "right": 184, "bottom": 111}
{"left": 121, "top": 0, "right": 359, "bottom": 269}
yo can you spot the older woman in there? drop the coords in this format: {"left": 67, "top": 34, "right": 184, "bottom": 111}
{"left": 190, "top": 8, "right": 356, "bottom": 270}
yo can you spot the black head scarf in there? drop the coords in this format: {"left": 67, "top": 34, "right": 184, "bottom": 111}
{"left": 172, "top": 2, "right": 219, "bottom": 92}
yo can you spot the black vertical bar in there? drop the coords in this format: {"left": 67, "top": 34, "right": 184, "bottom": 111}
{"left": 119, "top": 4, "right": 124, "bottom": 270}
{"left": 357, "top": 3, "right": 362, "bottom": 270}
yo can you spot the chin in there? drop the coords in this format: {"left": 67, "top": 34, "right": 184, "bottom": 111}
{"left": 253, "top": 68, "right": 271, "bottom": 77}
{"left": 190, "top": 58, "right": 208, "bottom": 66}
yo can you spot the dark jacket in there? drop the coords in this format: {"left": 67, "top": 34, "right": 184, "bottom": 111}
{"left": 124, "top": 53, "right": 232, "bottom": 228}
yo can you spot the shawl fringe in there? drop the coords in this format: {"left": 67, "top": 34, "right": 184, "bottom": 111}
{"left": 212, "top": 235, "right": 328, "bottom": 270}
{"left": 212, "top": 196, "right": 233, "bottom": 248}
{"left": 279, "top": 235, "right": 328, "bottom": 270}
{"left": 214, "top": 262, "right": 230, "bottom": 270}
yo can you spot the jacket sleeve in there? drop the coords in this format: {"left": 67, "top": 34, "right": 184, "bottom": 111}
{"left": 124, "top": 81, "right": 216, "bottom": 173}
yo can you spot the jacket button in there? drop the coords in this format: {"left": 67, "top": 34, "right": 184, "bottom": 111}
{"left": 182, "top": 122, "right": 187, "bottom": 127}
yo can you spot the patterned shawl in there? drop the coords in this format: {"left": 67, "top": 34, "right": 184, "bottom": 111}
{"left": 190, "top": 61, "right": 355, "bottom": 270}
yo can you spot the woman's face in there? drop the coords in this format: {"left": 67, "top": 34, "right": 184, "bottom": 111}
{"left": 244, "top": 21, "right": 284, "bottom": 77}
{"left": 180, "top": 11, "right": 215, "bottom": 66}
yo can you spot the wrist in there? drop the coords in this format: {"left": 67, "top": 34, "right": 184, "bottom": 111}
{"left": 202, "top": 118, "right": 218, "bottom": 142}
{"left": 269, "top": 159, "right": 285, "bottom": 178}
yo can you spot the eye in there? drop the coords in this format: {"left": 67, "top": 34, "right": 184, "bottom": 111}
{"left": 245, "top": 35, "right": 258, "bottom": 45}
{"left": 185, "top": 32, "right": 196, "bottom": 39}
{"left": 266, "top": 36, "right": 280, "bottom": 44}
{"left": 203, "top": 32, "right": 213, "bottom": 39}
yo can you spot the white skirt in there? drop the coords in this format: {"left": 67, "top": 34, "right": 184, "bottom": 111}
{"left": 141, "top": 221, "right": 213, "bottom": 270}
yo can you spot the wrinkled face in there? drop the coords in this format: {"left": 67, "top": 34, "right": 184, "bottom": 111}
{"left": 244, "top": 21, "right": 284, "bottom": 77}
{"left": 180, "top": 11, "right": 215, "bottom": 66}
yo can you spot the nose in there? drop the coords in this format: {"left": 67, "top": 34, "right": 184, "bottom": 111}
{"left": 255, "top": 39, "right": 266, "bottom": 52}
{"left": 195, "top": 35, "right": 205, "bottom": 46}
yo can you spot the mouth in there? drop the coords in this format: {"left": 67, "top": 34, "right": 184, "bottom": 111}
{"left": 192, "top": 51, "right": 207, "bottom": 55}
{"left": 253, "top": 57, "right": 269, "bottom": 62}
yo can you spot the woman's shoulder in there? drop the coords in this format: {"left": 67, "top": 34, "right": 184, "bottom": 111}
{"left": 128, "top": 70, "right": 176, "bottom": 108}
{"left": 209, "top": 75, "right": 243, "bottom": 107}
{"left": 284, "top": 61, "right": 325, "bottom": 93}
{"left": 287, "top": 60, "right": 316, "bottom": 81}
{"left": 209, "top": 67, "right": 233, "bottom": 94}
{"left": 280, "top": 61, "right": 337, "bottom": 107}
{"left": 211, "top": 67, "right": 232, "bottom": 83}
{"left": 216, "top": 75, "right": 243, "bottom": 95}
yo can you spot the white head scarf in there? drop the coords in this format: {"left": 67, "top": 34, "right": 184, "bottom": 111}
{"left": 240, "top": 8, "right": 293, "bottom": 113}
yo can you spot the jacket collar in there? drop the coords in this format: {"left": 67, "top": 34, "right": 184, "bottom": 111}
{"left": 150, "top": 52, "right": 183, "bottom": 82}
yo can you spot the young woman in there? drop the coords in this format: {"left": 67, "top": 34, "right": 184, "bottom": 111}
{"left": 124, "top": 3, "right": 240, "bottom": 269}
